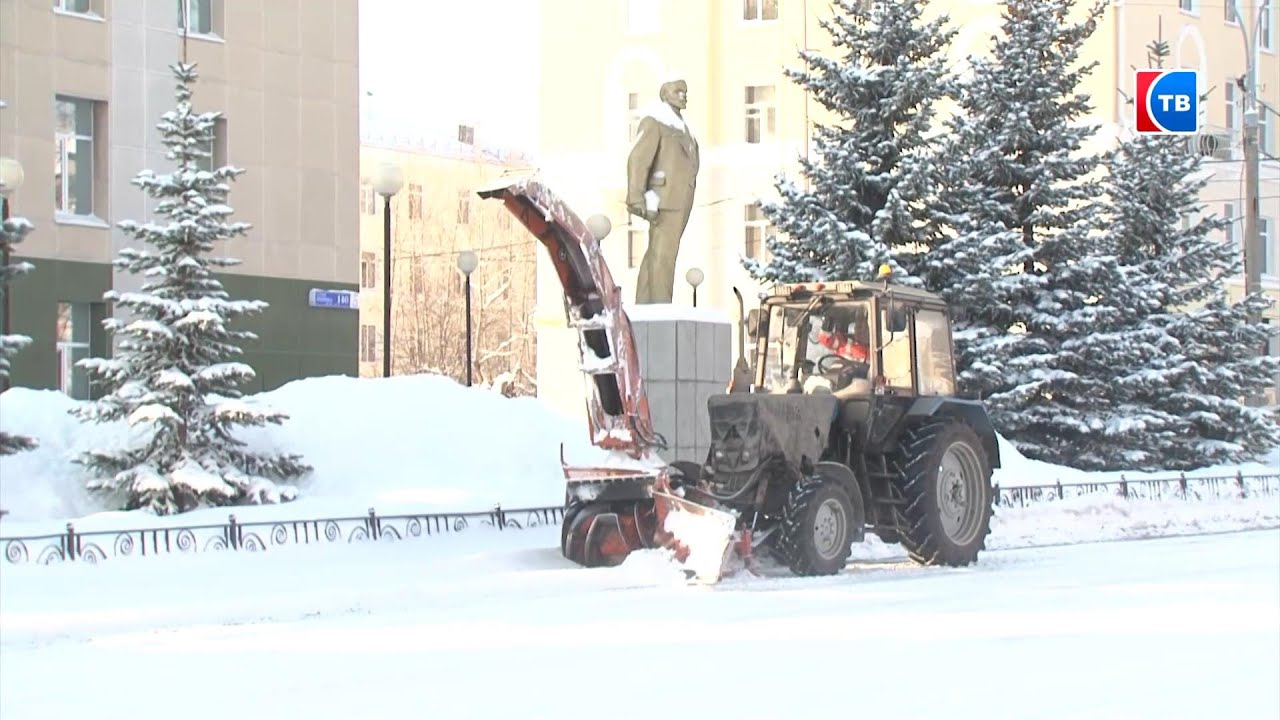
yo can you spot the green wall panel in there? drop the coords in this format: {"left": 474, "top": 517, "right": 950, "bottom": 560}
{"left": 6, "top": 257, "right": 357, "bottom": 395}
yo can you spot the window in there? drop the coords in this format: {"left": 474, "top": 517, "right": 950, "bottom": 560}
{"left": 627, "top": 0, "right": 658, "bottom": 34}
{"left": 1225, "top": 78, "right": 1238, "bottom": 136}
{"left": 1225, "top": 0, "right": 1238, "bottom": 23}
{"left": 360, "top": 252, "right": 377, "bottom": 289}
{"left": 914, "top": 309, "right": 955, "bottom": 396}
{"left": 628, "top": 92, "right": 643, "bottom": 142}
{"left": 457, "top": 190, "right": 471, "bottom": 224}
{"left": 1259, "top": 108, "right": 1272, "bottom": 155}
{"left": 54, "top": 0, "right": 93, "bottom": 14}
{"left": 1264, "top": 319, "right": 1279, "bottom": 358}
{"left": 458, "top": 124, "right": 475, "bottom": 145}
{"left": 1261, "top": 0, "right": 1274, "bottom": 51}
{"left": 627, "top": 217, "right": 647, "bottom": 269}
{"left": 178, "top": 0, "right": 216, "bottom": 35}
{"left": 54, "top": 95, "right": 97, "bottom": 216}
{"left": 194, "top": 117, "right": 226, "bottom": 172}
{"left": 1262, "top": 217, "right": 1275, "bottom": 276}
{"left": 1224, "top": 203, "right": 1237, "bottom": 254}
{"left": 743, "top": 0, "right": 778, "bottom": 21}
{"left": 744, "top": 203, "right": 774, "bottom": 260}
{"left": 359, "top": 180, "right": 375, "bottom": 215}
{"left": 1178, "top": 0, "right": 1196, "bottom": 14}
{"left": 360, "top": 324, "right": 377, "bottom": 363}
{"left": 745, "top": 85, "right": 776, "bottom": 144}
{"left": 879, "top": 307, "right": 913, "bottom": 390}
{"left": 407, "top": 183, "right": 424, "bottom": 220}
{"left": 57, "top": 302, "right": 91, "bottom": 400}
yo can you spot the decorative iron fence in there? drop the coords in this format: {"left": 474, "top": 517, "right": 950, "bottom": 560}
{"left": 1, "top": 471, "right": 1276, "bottom": 566}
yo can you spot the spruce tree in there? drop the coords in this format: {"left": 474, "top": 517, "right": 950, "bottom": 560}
{"left": 1088, "top": 35, "right": 1280, "bottom": 470}
{"left": 0, "top": 211, "right": 37, "bottom": 455}
{"left": 923, "top": 0, "right": 1131, "bottom": 466}
{"left": 744, "top": 0, "right": 957, "bottom": 285}
{"left": 71, "top": 62, "right": 309, "bottom": 515}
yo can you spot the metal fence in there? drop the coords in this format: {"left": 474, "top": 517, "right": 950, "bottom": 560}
{"left": 2, "top": 471, "right": 1276, "bottom": 566}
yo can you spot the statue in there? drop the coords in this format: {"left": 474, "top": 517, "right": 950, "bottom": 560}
{"left": 626, "top": 78, "right": 700, "bottom": 304}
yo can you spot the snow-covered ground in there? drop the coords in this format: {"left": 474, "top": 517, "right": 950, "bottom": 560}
{"left": 2, "top": 525, "right": 1276, "bottom": 719}
{"left": 2, "top": 373, "right": 1277, "bottom": 538}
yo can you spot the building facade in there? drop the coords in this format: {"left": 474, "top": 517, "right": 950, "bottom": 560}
{"left": 356, "top": 132, "right": 538, "bottom": 393}
{"left": 0, "top": 0, "right": 361, "bottom": 397}
{"left": 533, "top": 0, "right": 1279, "bottom": 412}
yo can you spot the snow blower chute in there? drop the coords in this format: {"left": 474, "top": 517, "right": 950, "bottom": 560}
{"left": 475, "top": 175, "right": 740, "bottom": 583}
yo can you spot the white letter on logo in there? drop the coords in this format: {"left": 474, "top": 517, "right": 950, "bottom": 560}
{"left": 1158, "top": 95, "right": 1175, "bottom": 112}
{"left": 1174, "top": 95, "right": 1191, "bottom": 112}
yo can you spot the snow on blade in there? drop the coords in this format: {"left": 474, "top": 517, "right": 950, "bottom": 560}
{"left": 663, "top": 504, "right": 738, "bottom": 584}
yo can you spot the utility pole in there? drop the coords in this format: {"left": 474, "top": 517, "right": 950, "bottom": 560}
{"left": 1235, "top": 3, "right": 1263, "bottom": 329}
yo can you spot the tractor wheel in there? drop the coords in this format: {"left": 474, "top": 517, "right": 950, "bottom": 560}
{"left": 892, "top": 419, "right": 993, "bottom": 566}
{"left": 772, "top": 476, "right": 855, "bottom": 576}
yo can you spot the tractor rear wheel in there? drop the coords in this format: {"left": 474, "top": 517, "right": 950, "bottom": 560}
{"left": 892, "top": 419, "right": 993, "bottom": 566}
{"left": 772, "top": 477, "right": 855, "bottom": 576}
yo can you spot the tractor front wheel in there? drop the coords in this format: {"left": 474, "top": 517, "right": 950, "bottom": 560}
{"left": 772, "top": 477, "right": 856, "bottom": 576}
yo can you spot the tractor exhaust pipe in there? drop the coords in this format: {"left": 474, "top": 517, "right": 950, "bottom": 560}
{"left": 729, "top": 287, "right": 752, "bottom": 393}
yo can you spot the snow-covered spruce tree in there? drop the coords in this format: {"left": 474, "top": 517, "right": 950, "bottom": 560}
{"left": 1088, "top": 35, "right": 1280, "bottom": 470}
{"left": 0, "top": 211, "right": 37, "bottom": 455}
{"left": 923, "top": 0, "right": 1144, "bottom": 467}
{"left": 743, "top": 0, "right": 957, "bottom": 285}
{"left": 71, "top": 62, "right": 309, "bottom": 515}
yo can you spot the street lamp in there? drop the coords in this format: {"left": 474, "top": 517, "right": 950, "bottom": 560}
{"left": 0, "top": 155, "right": 24, "bottom": 394}
{"left": 456, "top": 250, "right": 479, "bottom": 387}
{"left": 372, "top": 162, "right": 403, "bottom": 378}
{"left": 685, "top": 267, "right": 705, "bottom": 307}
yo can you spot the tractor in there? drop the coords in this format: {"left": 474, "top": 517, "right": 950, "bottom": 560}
{"left": 477, "top": 175, "right": 999, "bottom": 582}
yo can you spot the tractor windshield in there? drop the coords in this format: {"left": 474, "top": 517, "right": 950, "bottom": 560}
{"left": 759, "top": 300, "right": 873, "bottom": 394}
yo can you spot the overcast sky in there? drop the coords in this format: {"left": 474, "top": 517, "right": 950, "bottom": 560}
{"left": 358, "top": 0, "right": 542, "bottom": 153}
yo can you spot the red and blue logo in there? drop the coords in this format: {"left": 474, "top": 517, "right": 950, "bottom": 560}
{"left": 1135, "top": 69, "right": 1200, "bottom": 134}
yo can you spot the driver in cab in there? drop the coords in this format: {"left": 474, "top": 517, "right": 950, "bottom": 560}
{"left": 803, "top": 311, "right": 871, "bottom": 396}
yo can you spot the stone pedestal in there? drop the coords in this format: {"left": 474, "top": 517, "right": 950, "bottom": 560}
{"left": 626, "top": 304, "right": 732, "bottom": 465}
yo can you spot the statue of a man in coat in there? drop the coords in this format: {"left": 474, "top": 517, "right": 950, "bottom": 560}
{"left": 626, "top": 77, "right": 700, "bottom": 305}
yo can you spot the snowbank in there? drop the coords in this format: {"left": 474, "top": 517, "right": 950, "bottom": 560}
{"left": 0, "top": 374, "right": 611, "bottom": 533}
{"left": 0, "top": 372, "right": 1275, "bottom": 536}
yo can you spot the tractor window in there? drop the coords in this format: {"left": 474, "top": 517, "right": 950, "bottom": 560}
{"left": 914, "top": 308, "right": 955, "bottom": 396}
{"left": 879, "top": 307, "right": 914, "bottom": 390}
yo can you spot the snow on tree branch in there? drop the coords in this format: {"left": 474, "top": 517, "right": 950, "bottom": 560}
{"left": 0, "top": 212, "right": 38, "bottom": 456}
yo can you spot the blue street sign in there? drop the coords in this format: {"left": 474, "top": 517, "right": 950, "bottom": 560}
{"left": 308, "top": 288, "right": 358, "bottom": 309}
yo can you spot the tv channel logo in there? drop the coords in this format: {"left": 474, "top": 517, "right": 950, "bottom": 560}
{"left": 1135, "top": 69, "right": 1200, "bottom": 134}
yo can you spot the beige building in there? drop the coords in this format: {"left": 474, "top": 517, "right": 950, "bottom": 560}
{"left": 533, "top": 0, "right": 1279, "bottom": 413}
{"left": 356, "top": 132, "right": 538, "bottom": 393}
{"left": 0, "top": 0, "right": 360, "bottom": 396}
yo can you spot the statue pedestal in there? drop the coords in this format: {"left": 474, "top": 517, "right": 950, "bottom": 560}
{"left": 626, "top": 304, "right": 732, "bottom": 465}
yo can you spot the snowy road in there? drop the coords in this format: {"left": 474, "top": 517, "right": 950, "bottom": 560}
{"left": 1, "top": 527, "right": 1277, "bottom": 719}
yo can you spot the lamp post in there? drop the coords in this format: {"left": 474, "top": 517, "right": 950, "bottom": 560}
{"left": 372, "top": 162, "right": 403, "bottom": 378}
{"left": 0, "top": 156, "right": 24, "bottom": 394}
{"left": 685, "top": 267, "right": 705, "bottom": 307}
{"left": 457, "top": 250, "right": 478, "bottom": 387}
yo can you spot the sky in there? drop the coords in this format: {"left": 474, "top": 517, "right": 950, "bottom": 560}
{"left": 358, "top": 0, "right": 542, "bottom": 153}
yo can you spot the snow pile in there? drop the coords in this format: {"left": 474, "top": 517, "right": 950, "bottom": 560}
{"left": 0, "top": 374, "right": 611, "bottom": 530}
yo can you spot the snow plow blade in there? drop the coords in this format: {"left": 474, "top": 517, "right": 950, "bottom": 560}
{"left": 652, "top": 488, "right": 739, "bottom": 584}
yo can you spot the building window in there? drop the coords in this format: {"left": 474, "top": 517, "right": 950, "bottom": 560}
{"left": 744, "top": 203, "right": 774, "bottom": 260}
{"left": 360, "top": 324, "right": 377, "bottom": 363}
{"left": 457, "top": 190, "right": 471, "bottom": 224}
{"left": 178, "top": 0, "right": 219, "bottom": 35}
{"left": 56, "top": 302, "right": 91, "bottom": 400}
{"left": 1262, "top": 217, "right": 1275, "bottom": 276}
{"left": 360, "top": 252, "right": 377, "bottom": 289}
{"left": 194, "top": 117, "right": 226, "bottom": 172}
{"left": 743, "top": 0, "right": 778, "bottom": 21}
{"left": 1225, "top": 0, "right": 1238, "bottom": 23}
{"left": 458, "top": 124, "right": 475, "bottom": 145}
{"left": 54, "top": 95, "right": 98, "bottom": 217}
{"left": 1261, "top": 0, "right": 1274, "bottom": 51}
{"left": 627, "top": 0, "right": 658, "bottom": 34}
{"left": 1225, "top": 78, "right": 1238, "bottom": 136}
{"left": 1224, "top": 203, "right": 1237, "bottom": 254}
{"left": 359, "top": 180, "right": 375, "bottom": 215}
{"left": 407, "top": 183, "right": 424, "bottom": 220}
{"left": 1260, "top": 107, "right": 1272, "bottom": 155}
{"left": 627, "top": 217, "right": 647, "bottom": 269}
{"left": 628, "top": 92, "right": 643, "bottom": 143}
{"left": 54, "top": 0, "right": 93, "bottom": 14}
{"left": 745, "top": 85, "right": 777, "bottom": 144}
{"left": 1178, "top": 0, "right": 1197, "bottom": 15}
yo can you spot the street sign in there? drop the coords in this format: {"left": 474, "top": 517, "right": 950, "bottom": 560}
{"left": 308, "top": 288, "right": 358, "bottom": 309}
